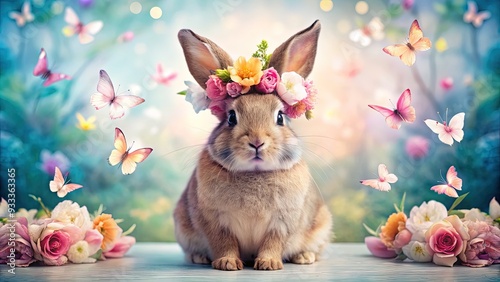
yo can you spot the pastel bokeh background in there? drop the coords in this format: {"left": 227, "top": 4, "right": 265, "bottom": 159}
{"left": 1, "top": 0, "right": 499, "bottom": 242}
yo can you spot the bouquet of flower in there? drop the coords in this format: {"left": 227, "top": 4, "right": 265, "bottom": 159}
{"left": 365, "top": 194, "right": 500, "bottom": 267}
{"left": 0, "top": 196, "right": 135, "bottom": 267}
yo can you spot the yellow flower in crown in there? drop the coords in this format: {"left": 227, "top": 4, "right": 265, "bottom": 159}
{"left": 227, "top": 56, "right": 263, "bottom": 93}
{"left": 76, "top": 113, "right": 96, "bottom": 131}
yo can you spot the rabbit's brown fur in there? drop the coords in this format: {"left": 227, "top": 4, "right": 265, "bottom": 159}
{"left": 174, "top": 20, "right": 332, "bottom": 271}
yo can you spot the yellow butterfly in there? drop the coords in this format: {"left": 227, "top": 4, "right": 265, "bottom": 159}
{"left": 383, "top": 20, "right": 431, "bottom": 66}
{"left": 108, "top": 128, "right": 153, "bottom": 175}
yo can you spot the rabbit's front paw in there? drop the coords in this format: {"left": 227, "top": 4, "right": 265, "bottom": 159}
{"left": 254, "top": 257, "right": 284, "bottom": 270}
{"left": 291, "top": 252, "right": 316, "bottom": 264}
{"left": 212, "top": 256, "right": 243, "bottom": 271}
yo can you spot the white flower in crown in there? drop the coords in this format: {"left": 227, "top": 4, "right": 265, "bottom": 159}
{"left": 184, "top": 81, "right": 210, "bottom": 113}
{"left": 276, "top": 72, "right": 307, "bottom": 106}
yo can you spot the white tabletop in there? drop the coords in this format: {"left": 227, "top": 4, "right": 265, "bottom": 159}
{"left": 2, "top": 243, "right": 499, "bottom": 281}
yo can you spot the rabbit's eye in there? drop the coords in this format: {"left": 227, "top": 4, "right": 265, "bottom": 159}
{"left": 228, "top": 110, "right": 237, "bottom": 126}
{"left": 277, "top": 111, "right": 284, "bottom": 126}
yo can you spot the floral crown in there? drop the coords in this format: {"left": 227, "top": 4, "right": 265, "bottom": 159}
{"left": 179, "top": 40, "right": 317, "bottom": 120}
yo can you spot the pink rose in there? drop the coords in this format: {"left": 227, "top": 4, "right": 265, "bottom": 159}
{"left": 209, "top": 100, "right": 227, "bottom": 121}
{"left": 39, "top": 230, "right": 72, "bottom": 265}
{"left": 103, "top": 236, "right": 136, "bottom": 258}
{"left": 425, "top": 215, "right": 470, "bottom": 267}
{"left": 0, "top": 217, "right": 36, "bottom": 267}
{"left": 365, "top": 236, "right": 397, "bottom": 258}
{"left": 226, "top": 82, "right": 242, "bottom": 97}
{"left": 405, "top": 136, "right": 430, "bottom": 160}
{"left": 205, "top": 75, "right": 227, "bottom": 101}
{"left": 255, "top": 67, "right": 279, "bottom": 94}
{"left": 30, "top": 220, "right": 82, "bottom": 266}
{"left": 460, "top": 220, "right": 500, "bottom": 267}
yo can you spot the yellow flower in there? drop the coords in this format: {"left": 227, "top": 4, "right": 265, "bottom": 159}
{"left": 76, "top": 113, "right": 96, "bottom": 131}
{"left": 435, "top": 37, "right": 448, "bottom": 53}
{"left": 228, "top": 56, "right": 263, "bottom": 93}
{"left": 93, "top": 213, "right": 122, "bottom": 251}
{"left": 380, "top": 212, "right": 407, "bottom": 249}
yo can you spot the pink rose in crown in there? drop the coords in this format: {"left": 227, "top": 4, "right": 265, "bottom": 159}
{"left": 226, "top": 82, "right": 242, "bottom": 97}
{"left": 255, "top": 67, "right": 279, "bottom": 94}
{"left": 425, "top": 215, "right": 470, "bottom": 267}
{"left": 205, "top": 75, "right": 227, "bottom": 101}
{"left": 209, "top": 100, "right": 227, "bottom": 121}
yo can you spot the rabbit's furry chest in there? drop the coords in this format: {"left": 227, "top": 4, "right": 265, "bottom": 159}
{"left": 195, "top": 150, "right": 311, "bottom": 257}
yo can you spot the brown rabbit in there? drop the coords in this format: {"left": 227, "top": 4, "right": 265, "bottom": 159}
{"left": 174, "top": 20, "right": 332, "bottom": 271}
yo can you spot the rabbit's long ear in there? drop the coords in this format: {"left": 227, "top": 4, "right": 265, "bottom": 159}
{"left": 268, "top": 20, "right": 321, "bottom": 78}
{"left": 178, "top": 29, "right": 233, "bottom": 88}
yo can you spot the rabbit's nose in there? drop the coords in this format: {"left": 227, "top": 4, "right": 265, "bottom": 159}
{"left": 248, "top": 141, "right": 264, "bottom": 151}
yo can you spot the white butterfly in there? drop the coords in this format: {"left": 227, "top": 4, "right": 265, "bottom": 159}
{"left": 360, "top": 164, "right": 398, "bottom": 192}
{"left": 90, "top": 70, "right": 145, "bottom": 119}
{"left": 62, "top": 7, "right": 103, "bottom": 44}
{"left": 424, "top": 112, "right": 465, "bottom": 146}
{"left": 349, "top": 17, "right": 384, "bottom": 47}
{"left": 49, "top": 167, "right": 83, "bottom": 198}
{"left": 9, "top": 1, "right": 34, "bottom": 27}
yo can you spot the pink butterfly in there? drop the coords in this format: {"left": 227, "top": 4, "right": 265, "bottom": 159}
{"left": 49, "top": 167, "right": 83, "bottom": 198}
{"left": 152, "top": 63, "right": 177, "bottom": 86}
{"left": 9, "top": 1, "right": 34, "bottom": 27}
{"left": 90, "top": 70, "right": 145, "bottom": 119}
{"left": 108, "top": 128, "right": 153, "bottom": 175}
{"left": 430, "top": 166, "right": 462, "bottom": 198}
{"left": 349, "top": 17, "right": 384, "bottom": 47}
{"left": 62, "top": 7, "right": 103, "bottom": 44}
{"left": 424, "top": 112, "right": 465, "bottom": 146}
{"left": 368, "top": 88, "right": 416, "bottom": 130}
{"left": 464, "top": 1, "right": 490, "bottom": 27}
{"left": 360, "top": 164, "right": 398, "bottom": 192}
{"left": 33, "top": 48, "right": 72, "bottom": 87}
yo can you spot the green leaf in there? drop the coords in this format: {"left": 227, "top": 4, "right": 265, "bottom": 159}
{"left": 399, "top": 192, "right": 406, "bottom": 214}
{"left": 448, "top": 192, "right": 469, "bottom": 213}
{"left": 122, "top": 223, "right": 136, "bottom": 236}
{"left": 252, "top": 40, "right": 271, "bottom": 69}
{"left": 90, "top": 249, "right": 102, "bottom": 260}
{"left": 29, "top": 194, "right": 51, "bottom": 217}
{"left": 448, "top": 210, "right": 466, "bottom": 218}
{"left": 363, "top": 223, "right": 379, "bottom": 237}
{"left": 215, "top": 69, "right": 231, "bottom": 82}
{"left": 395, "top": 252, "right": 407, "bottom": 261}
{"left": 177, "top": 90, "right": 187, "bottom": 96}
{"left": 393, "top": 203, "right": 401, "bottom": 213}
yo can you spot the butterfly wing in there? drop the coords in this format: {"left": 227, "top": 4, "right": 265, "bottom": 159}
{"left": 57, "top": 183, "right": 83, "bottom": 198}
{"left": 446, "top": 166, "right": 463, "bottom": 191}
{"left": 448, "top": 112, "right": 465, "bottom": 143}
{"left": 378, "top": 164, "right": 398, "bottom": 184}
{"left": 22, "top": 1, "right": 34, "bottom": 22}
{"left": 431, "top": 184, "right": 459, "bottom": 198}
{"left": 396, "top": 89, "right": 416, "bottom": 123}
{"left": 91, "top": 70, "right": 115, "bottom": 110}
{"left": 43, "top": 73, "right": 71, "bottom": 87}
{"left": 369, "top": 105, "right": 402, "bottom": 129}
{"left": 110, "top": 95, "right": 145, "bottom": 119}
{"left": 463, "top": 1, "right": 477, "bottom": 23}
{"left": 473, "top": 11, "right": 491, "bottom": 27}
{"left": 79, "top": 21, "right": 103, "bottom": 44}
{"left": 64, "top": 7, "right": 80, "bottom": 26}
{"left": 121, "top": 148, "right": 153, "bottom": 175}
{"left": 408, "top": 20, "right": 424, "bottom": 46}
{"left": 383, "top": 44, "right": 415, "bottom": 66}
{"left": 33, "top": 48, "right": 48, "bottom": 76}
{"left": 49, "top": 167, "right": 65, "bottom": 192}
{"left": 9, "top": 12, "right": 25, "bottom": 27}
{"left": 108, "top": 128, "right": 127, "bottom": 166}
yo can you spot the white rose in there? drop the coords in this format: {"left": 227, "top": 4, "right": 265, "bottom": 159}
{"left": 51, "top": 200, "right": 92, "bottom": 231}
{"left": 277, "top": 72, "right": 307, "bottom": 106}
